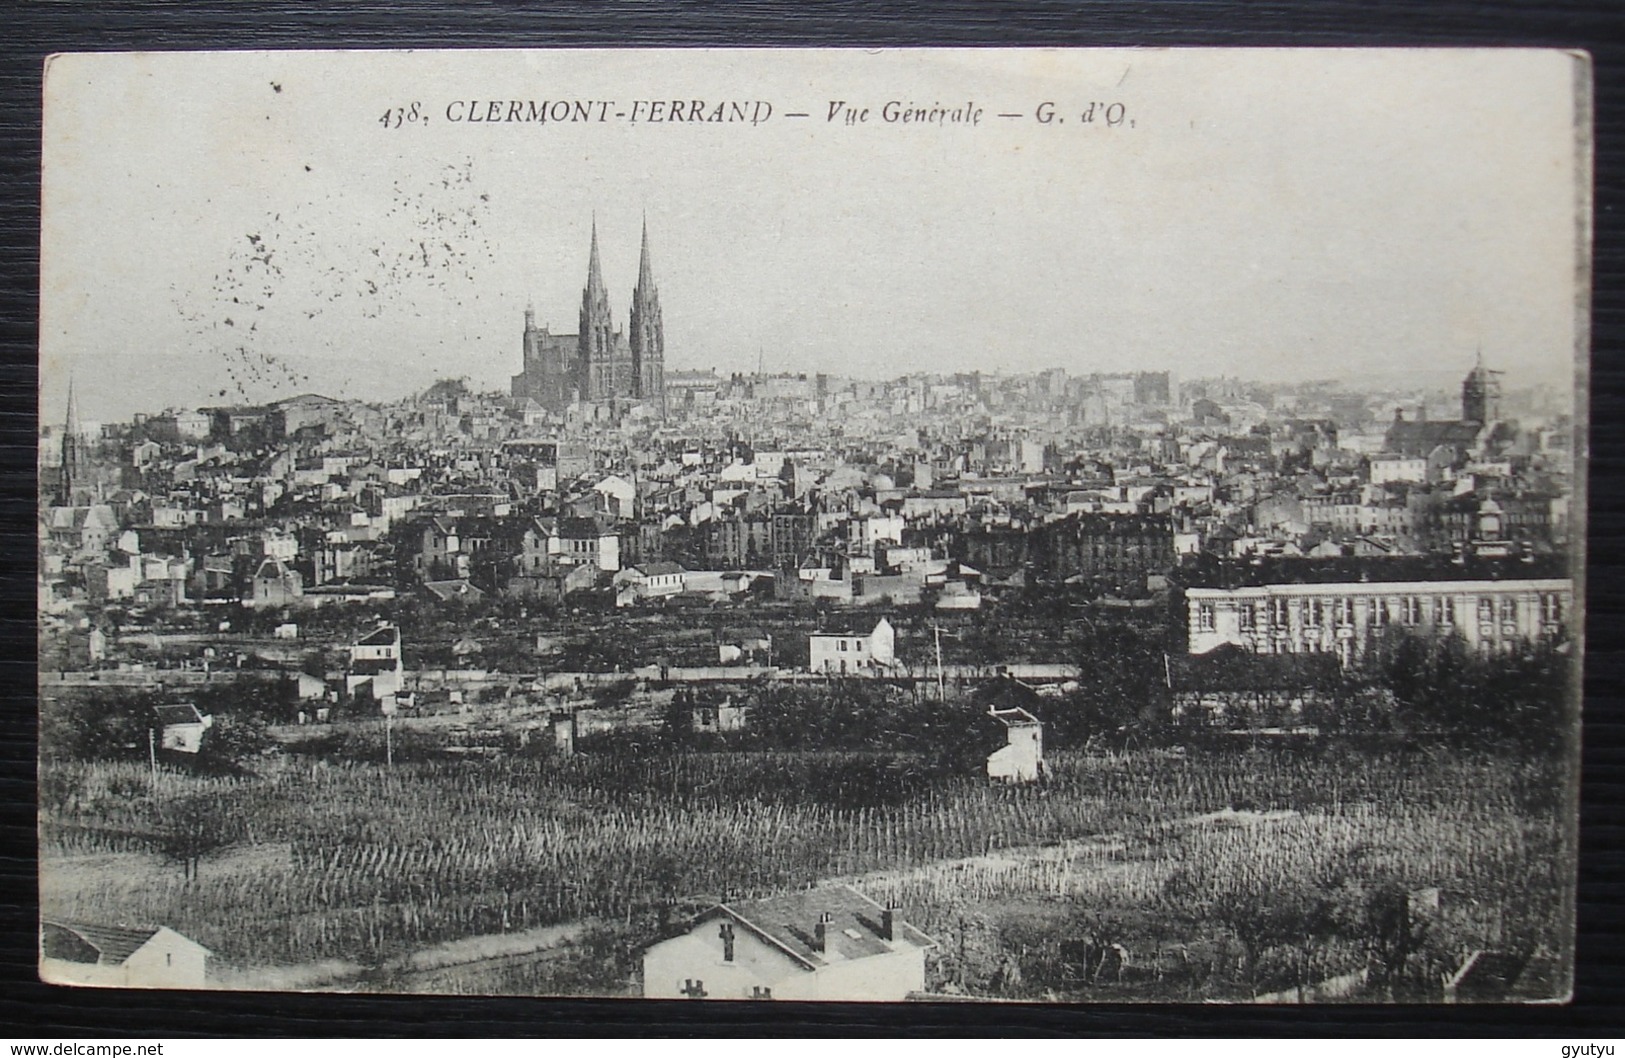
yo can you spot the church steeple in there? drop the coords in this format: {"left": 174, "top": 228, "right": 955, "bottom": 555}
{"left": 629, "top": 214, "right": 665, "bottom": 413}
{"left": 637, "top": 214, "right": 655, "bottom": 292}
{"left": 58, "top": 377, "right": 81, "bottom": 506}
{"left": 579, "top": 214, "right": 617, "bottom": 400}
{"left": 586, "top": 214, "right": 606, "bottom": 301}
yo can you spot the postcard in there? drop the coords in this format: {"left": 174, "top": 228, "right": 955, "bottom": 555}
{"left": 38, "top": 47, "right": 1589, "bottom": 1003}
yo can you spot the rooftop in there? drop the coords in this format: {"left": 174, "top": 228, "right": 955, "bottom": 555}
{"left": 700, "top": 885, "right": 934, "bottom": 969}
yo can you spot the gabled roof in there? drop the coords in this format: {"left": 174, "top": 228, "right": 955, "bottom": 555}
{"left": 989, "top": 705, "right": 1041, "bottom": 728}
{"left": 42, "top": 920, "right": 210, "bottom": 963}
{"left": 153, "top": 704, "right": 207, "bottom": 727}
{"left": 696, "top": 885, "right": 935, "bottom": 971}
{"left": 631, "top": 561, "right": 685, "bottom": 577}
{"left": 252, "top": 557, "right": 291, "bottom": 580}
{"left": 356, "top": 625, "right": 399, "bottom": 647}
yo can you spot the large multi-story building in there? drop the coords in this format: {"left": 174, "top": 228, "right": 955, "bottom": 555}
{"left": 511, "top": 219, "right": 666, "bottom": 415}
{"left": 1184, "top": 558, "right": 1573, "bottom": 664}
{"left": 1028, "top": 512, "right": 1174, "bottom": 593}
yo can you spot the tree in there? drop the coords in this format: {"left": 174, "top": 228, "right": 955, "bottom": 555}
{"left": 41, "top": 691, "right": 158, "bottom": 762}
{"left": 154, "top": 793, "right": 241, "bottom": 882}
{"left": 200, "top": 712, "right": 276, "bottom": 771}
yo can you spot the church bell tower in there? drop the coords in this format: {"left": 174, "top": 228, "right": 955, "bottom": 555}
{"left": 1461, "top": 352, "right": 1502, "bottom": 424}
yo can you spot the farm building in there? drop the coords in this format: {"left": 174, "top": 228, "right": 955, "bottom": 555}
{"left": 40, "top": 920, "right": 211, "bottom": 989}
{"left": 986, "top": 705, "right": 1044, "bottom": 783}
{"left": 154, "top": 703, "right": 213, "bottom": 754}
{"left": 641, "top": 885, "right": 935, "bottom": 1001}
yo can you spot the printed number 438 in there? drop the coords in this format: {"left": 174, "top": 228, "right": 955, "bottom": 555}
{"left": 379, "top": 104, "right": 424, "bottom": 128}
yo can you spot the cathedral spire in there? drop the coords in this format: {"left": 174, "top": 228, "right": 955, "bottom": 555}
{"left": 629, "top": 216, "right": 665, "bottom": 413}
{"left": 64, "top": 376, "right": 79, "bottom": 437}
{"left": 586, "top": 214, "right": 606, "bottom": 298}
{"left": 580, "top": 214, "right": 616, "bottom": 401}
{"left": 59, "top": 375, "right": 81, "bottom": 507}
{"left": 638, "top": 213, "right": 655, "bottom": 292}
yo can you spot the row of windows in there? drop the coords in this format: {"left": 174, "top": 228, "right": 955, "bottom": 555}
{"left": 1198, "top": 593, "right": 1565, "bottom": 633}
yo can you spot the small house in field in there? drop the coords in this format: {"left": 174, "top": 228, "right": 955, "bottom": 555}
{"left": 40, "top": 920, "right": 211, "bottom": 988}
{"left": 692, "top": 696, "right": 748, "bottom": 734}
{"left": 641, "top": 885, "right": 935, "bottom": 1001}
{"left": 550, "top": 711, "right": 576, "bottom": 756}
{"left": 154, "top": 703, "right": 213, "bottom": 754}
{"left": 986, "top": 705, "right": 1044, "bottom": 783}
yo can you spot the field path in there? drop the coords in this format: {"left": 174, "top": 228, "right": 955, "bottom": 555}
{"left": 837, "top": 805, "right": 1298, "bottom": 891}
{"left": 214, "top": 917, "right": 597, "bottom": 992}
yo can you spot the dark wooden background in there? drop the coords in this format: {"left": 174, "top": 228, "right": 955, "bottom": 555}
{"left": 0, "top": 2, "right": 1620, "bottom": 1038}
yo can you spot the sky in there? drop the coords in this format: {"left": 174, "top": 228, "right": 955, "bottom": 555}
{"left": 40, "top": 48, "right": 1588, "bottom": 424}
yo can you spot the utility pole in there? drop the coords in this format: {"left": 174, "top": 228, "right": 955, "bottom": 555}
{"left": 148, "top": 728, "right": 158, "bottom": 786}
{"left": 931, "top": 622, "right": 958, "bottom": 701}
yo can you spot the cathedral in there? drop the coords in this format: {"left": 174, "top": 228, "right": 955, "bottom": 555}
{"left": 512, "top": 219, "right": 666, "bottom": 416}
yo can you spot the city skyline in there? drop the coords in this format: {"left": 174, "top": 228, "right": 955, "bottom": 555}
{"left": 42, "top": 49, "right": 1584, "bottom": 424}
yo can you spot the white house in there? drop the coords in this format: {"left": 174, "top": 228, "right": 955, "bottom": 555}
{"left": 613, "top": 562, "right": 687, "bottom": 607}
{"left": 1369, "top": 453, "right": 1430, "bottom": 486}
{"left": 986, "top": 706, "right": 1044, "bottom": 783}
{"left": 41, "top": 920, "right": 211, "bottom": 989}
{"left": 809, "top": 617, "right": 896, "bottom": 675}
{"left": 154, "top": 703, "right": 213, "bottom": 754}
{"left": 347, "top": 624, "right": 404, "bottom": 702}
{"left": 641, "top": 885, "right": 934, "bottom": 1002}
{"left": 174, "top": 410, "right": 212, "bottom": 440}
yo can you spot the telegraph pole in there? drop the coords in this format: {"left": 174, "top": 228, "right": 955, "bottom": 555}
{"left": 931, "top": 622, "right": 958, "bottom": 701}
{"left": 935, "top": 624, "right": 945, "bottom": 700}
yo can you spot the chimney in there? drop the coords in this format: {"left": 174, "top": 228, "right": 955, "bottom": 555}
{"left": 813, "top": 911, "right": 833, "bottom": 953}
{"left": 881, "top": 900, "right": 900, "bottom": 942}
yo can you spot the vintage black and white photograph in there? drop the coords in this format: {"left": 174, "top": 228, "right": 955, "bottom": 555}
{"left": 36, "top": 47, "right": 1588, "bottom": 1004}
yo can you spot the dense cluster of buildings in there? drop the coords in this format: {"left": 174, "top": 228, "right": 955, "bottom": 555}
{"left": 40, "top": 227, "right": 1575, "bottom": 688}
